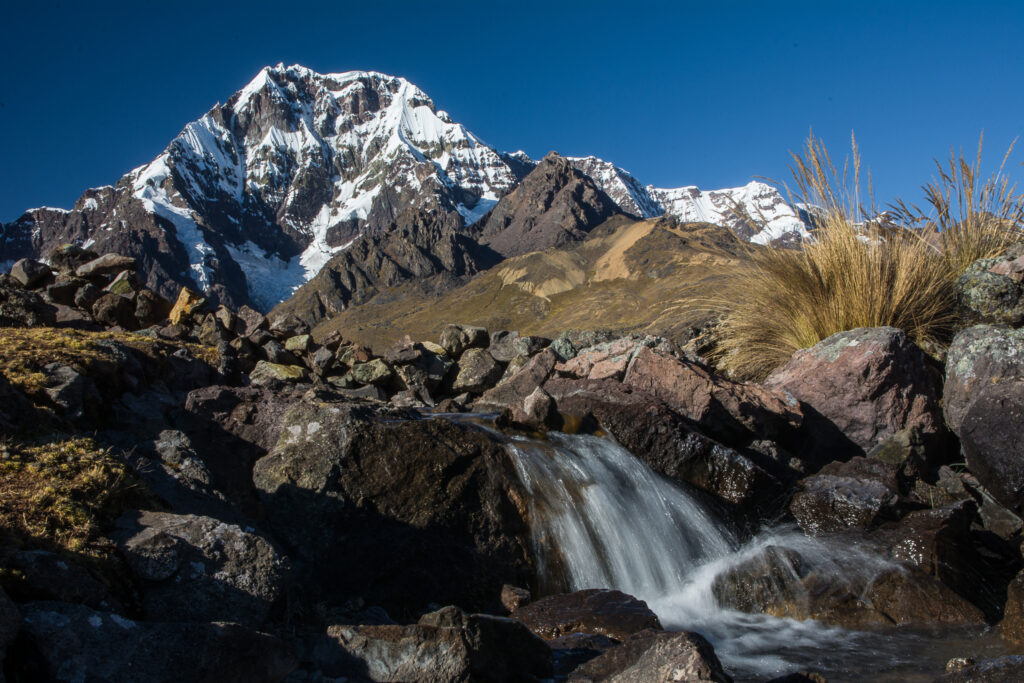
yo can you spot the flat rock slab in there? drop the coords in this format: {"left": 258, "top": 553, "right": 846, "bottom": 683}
{"left": 512, "top": 589, "right": 661, "bottom": 642}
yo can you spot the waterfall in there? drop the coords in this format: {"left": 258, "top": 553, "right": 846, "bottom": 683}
{"left": 505, "top": 430, "right": 985, "bottom": 680}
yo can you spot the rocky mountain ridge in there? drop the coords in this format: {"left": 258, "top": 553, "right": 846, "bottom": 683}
{"left": 1, "top": 64, "right": 810, "bottom": 314}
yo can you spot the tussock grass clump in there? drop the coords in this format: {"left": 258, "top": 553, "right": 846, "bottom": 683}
{"left": 0, "top": 436, "right": 151, "bottom": 554}
{"left": 712, "top": 133, "right": 1023, "bottom": 380}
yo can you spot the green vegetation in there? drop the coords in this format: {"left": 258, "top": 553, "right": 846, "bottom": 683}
{"left": 711, "top": 134, "right": 1024, "bottom": 380}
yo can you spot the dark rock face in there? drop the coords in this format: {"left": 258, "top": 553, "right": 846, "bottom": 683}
{"left": 251, "top": 401, "right": 532, "bottom": 614}
{"left": 0, "top": 587, "right": 18, "bottom": 679}
{"left": 511, "top": 589, "right": 661, "bottom": 642}
{"left": 0, "top": 549, "right": 115, "bottom": 611}
{"left": 944, "top": 325, "right": 1024, "bottom": 436}
{"left": 764, "top": 327, "right": 943, "bottom": 452}
{"left": 1002, "top": 569, "right": 1024, "bottom": 646}
{"left": 470, "top": 152, "right": 624, "bottom": 258}
{"left": 270, "top": 208, "right": 502, "bottom": 327}
{"left": 15, "top": 601, "right": 297, "bottom": 683}
{"left": 112, "top": 510, "right": 289, "bottom": 627}
{"left": 314, "top": 606, "right": 551, "bottom": 682}
{"left": 567, "top": 629, "right": 732, "bottom": 683}
{"left": 960, "top": 379, "right": 1024, "bottom": 515}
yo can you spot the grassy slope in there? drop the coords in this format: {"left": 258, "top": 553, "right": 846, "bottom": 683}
{"left": 313, "top": 215, "right": 751, "bottom": 351}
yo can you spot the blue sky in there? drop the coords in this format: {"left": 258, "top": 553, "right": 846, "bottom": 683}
{"left": 2, "top": 0, "right": 1022, "bottom": 221}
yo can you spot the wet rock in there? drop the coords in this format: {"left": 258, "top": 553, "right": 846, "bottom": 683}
{"left": 451, "top": 347, "right": 504, "bottom": 394}
{"left": 934, "top": 655, "right": 1024, "bottom": 682}
{"left": 1001, "top": 569, "right": 1024, "bottom": 646}
{"left": 440, "top": 323, "right": 489, "bottom": 357}
{"left": 168, "top": 286, "right": 206, "bottom": 325}
{"left": 764, "top": 327, "right": 943, "bottom": 453}
{"left": 251, "top": 402, "right": 531, "bottom": 613}
{"left": 10, "top": 258, "right": 52, "bottom": 288}
{"left": 112, "top": 510, "right": 289, "bottom": 626}
{"left": 501, "top": 584, "right": 532, "bottom": 613}
{"left": 627, "top": 346, "right": 803, "bottom": 446}
{"left": 944, "top": 325, "right": 1024, "bottom": 436}
{"left": 91, "top": 291, "right": 137, "bottom": 328}
{"left": 315, "top": 606, "right": 551, "bottom": 682}
{"left": 350, "top": 358, "right": 394, "bottom": 386}
{"left": 960, "top": 379, "right": 1024, "bottom": 515}
{"left": 567, "top": 629, "right": 731, "bottom": 683}
{"left": 17, "top": 601, "right": 297, "bottom": 683}
{"left": 249, "top": 361, "right": 310, "bottom": 387}
{"left": 511, "top": 589, "right": 661, "bottom": 642}
{"left": 789, "top": 457, "right": 902, "bottom": 535}
{"left": 502, "top": 386, "right": 562, "bottom": 431}
{"left": 74, "top": 252, "right": 137, "bottom": 279}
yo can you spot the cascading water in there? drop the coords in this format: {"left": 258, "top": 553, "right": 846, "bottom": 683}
{"left": 504, "top": 430, "right": 1005, "bottom": 681}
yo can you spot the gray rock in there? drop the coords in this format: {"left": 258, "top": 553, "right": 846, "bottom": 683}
{"left": 261, "top": 339, "right": 300, "bottom": 366}
{"left": 944, "top": 325, "right": 1024, "bottom": 436}
{"left": 113, "top": 510, "right": 289, "bottom": 626}
{"left": 73, "top": 282, "right": 101, "bottom": 311}
{"left": 18, "top": 601, "right": 297, "bottom": 683}
{"left": 75, "top": 252, "right": 137, "bottom": 279}
{"left": 451, "top": 347, "right": 505, "bottom": 394}
{"left": 960, "top": 379, "right": 1024, "bottom": 515}
{"left": 42, "top": 363, "right": 100, "bottom": 422}
{"left": 10, "top": 258, "right": 52, "bottom": 288}
{"left": 487, "top": 330, "right": 521, "bottom": 362}
{"left": 249, "top": 361, "right": 310, "bottom": 387}
{"left": 440, "top": 323, "right": 489, "bottom": 358}
{"left": 568, "top": 629, "right": 731, "bottom": 683}
{"left": 350, "top": 358, "right": 394, "bottom": 386}
{"left": 91, "top": 291, "right": 137, "bottom": 328}
{"left": 956, "top": 252, "right": 1024, "bottom": 327}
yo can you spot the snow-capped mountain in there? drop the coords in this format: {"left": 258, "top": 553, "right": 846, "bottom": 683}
{"left": 567, "top": 156, "right": 810, "bottom": 244}
{"left": 1, "top": 64, "right": 811, "bottom": 312}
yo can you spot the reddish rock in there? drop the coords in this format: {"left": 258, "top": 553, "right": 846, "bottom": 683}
{"left": 764, "top": 326, "right": 942, "bottom": 452}
{"left": 789, "top": 457, "right": 902, "bottom": 535}
{"left": 511, "top": 589, "right": 661, "bottom": 642}
{"left": 476, "top": 347, "right": 559, "bottom": 411}
{"left": 501, "top": 584, "right": 532, "bottom": 613}
{"left": 567, "top": 629, "right": 731, "bottom": 683}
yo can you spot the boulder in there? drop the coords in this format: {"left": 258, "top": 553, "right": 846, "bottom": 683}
{"left": 440, "top": 323, "right": 489, "bottom": 357}
{"left": 235, "top": 305, "right": 268, "bottom": 336}
{"left": 41, "top": 363, "right": 101, "bottom": 422}
{"left": 10, "top": 258, "right": 52, "bottom": 288}
{"left": 451, "top": 347, "right": 505, "bottom": 394}
{"left": 960, "top": 379, "right": 1024, "bottom": 515}
{"left": 350, "top": 358, "right": 394, "bottom": 386}
{"left": 17, "top": 601, "right": 297, "bottom": 683}
{"left": 550, "top": 329, "right": 619, "bottom": 362}
{"left": 73, "top": 282, "right": 101, "bottom": 311}
{"left": 309, "top": 346, "right": 335, "bottom": 376}
{"left": 789, "top": 457, "right": 902, "bottom": 535}
{"left": 567, "top": 629, "right": 731, "bottom": 683}
{"left": 764, "top": 327, "right": 943, "bottom": 452}
{"left": 112, "top": 510, "right": 289, "bottom": 626}
{"left": 511, "top": 589, "right": 661, "bottom": 642}
{"left": 955, "top": 247, "right": 1024, "bottom": 327}
{"left": 383, "top": 335, "right": 423, "bottom": 364}
{"left": 502, "top": 386, "right": 562, "bottom": 431}
{"left": 477, "top": 347, "right": 559, "bottom": 411}
{"left": 249, "top": 361, "right": 310, "bottom": 386}
{"left": 626, "top": 346, "right": 803, "bottom": 446}
{"left": 487, "top": 330, "right": 522, "bottom": 363}
{"left": 91, "top": 291, "right": 137, "bottom": 328}
{"left": 315, "top": 605, "right": 550, "bottom": 682}
{"left": 1002, "top": 569, "right": 1024, "bottom": 646}
{"left": 283, "top": 334, "right": 312, "bottom": 354}
{"left": 261, "top": 339, "right": 300, "bottom": 366}
{"left": 44, "top": 275, "right": 86, "bottom": 305}
{"left": 168, "top": 286, "right": 206, "bottom": 325}
{"left": 0, "top": 548, "right": 114, "bottom": 610}
{"left": 251, "top": 401, "right": 532, "bottom": 613}
{"left": 935, "top": 655, "right": 1024, "bottom": 682}
{"left": 47, "top": 243, "right": 97, "bottom": 273}
{"left": 501, "top": 584, "right": 532, "bottom": 613}
{"left": 944, "top": 325, "right": 1024, "bottom": 436}
{"left": 104, "top": 269, "right": 139, "bottom": 295}
{"left": 135, "top": 289, "right": 170, "bottom": 327}
{"left": 74, "top": 252, "right": 138, "bottom": 279}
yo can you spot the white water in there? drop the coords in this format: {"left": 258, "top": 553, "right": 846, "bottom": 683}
{"left": 504, "top": 431, "right": 994, "bottom": 681}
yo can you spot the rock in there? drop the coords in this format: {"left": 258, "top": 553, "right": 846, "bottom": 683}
{"left": 764, "top": 327, "right": 943, "bottom": 453}
{"left": 452, "top": 347, "right": 506, "bottom": 394}
{"left": 135, "top": 289, "right": 170, "bottom": 327}
{"left": 0, "top": 549, "right": 114, "bottom": 610}
{"left": 1002, "top": 569, "right": 1024, "bottom": 646}
{"left": 10, "top": 258, "right": 52, "bottom": 288}
{"left": 74, "top": 252, "right": 137, "bottom": 279}
{"left": 283, "top": 333, "right": 312, "bottom": 354}
{"left": 567, "top": 629, "right": 731, "bottom": 683}
{"left": 112, "top": 510, "right": 289, "bottom": 626}
{"left": 91, "top": 291, "right": 137, "bottom": 328}
{"left": 235, "top": 305, "right": 267, "bottom": 336}
{"left": 789, "top": 457, "right": 902, "bottom": 535}
{"left": 350, "top": 358, "right": 394, "bottom": 386}
{"left": 251, "top": 402, "right": 532, "bottom": 613}
{"left": 212, "top": 304, "right": 235, "bottom": 332}
{"left": 544, "top": 377, "right": 787, "bottom": 514}
{"left": 626, "top": 346, "right": 803, "bottom": 446}
{"left": 867, "top": 426, "right": 929, "bottom": 478}
{"left": 956, "top": 250, "right": 1024, "bottom": 327}
{"left": 934, "top": 655, "right": 1024, "bottom": 682}
{"left": 549, "top": 633, "right": 620, "bottom": 679}
{"left": 394, "top": 347, "right": 453, "bottom": 393}
{"left": 487, "top": 330, "right": 522, "bottom": 362}
{"left": 17, "top": 601, "right": 297, "bottom": 683}
{"left": 0, "top": 587, "right": 18, "bottom": 676}
{"left": 268, "top": 313, "right": 309, "bottom": 338}
{"left": 502, "top": 386, "right": 562, "bottom": 431}
{"left": 43, "top": 275, "right": 85, "bottom": 305}
{"left": 440, "top": 323, "right": 490, "bottom": 357}
{"left": 511, "top": 589, "right": 661, "bottom": 642}
{"left": 315, "top": 607, "right": 551, "bottom": 682}
{"left": 960, "top": 379, "right": 1024, "bottom": 515}
{"left": 944, "top": 325, "right": 1024, "bottom": 436}
{"left": 861, "top": 567, "right": 986, "bottom": 626}
{"left": 477, "top": 347, "right": 559, "bottom": 411}
{"left": 501, "top": 584, "right": 532, "bottom": 613}
{"left": 550, "top": 330, "right": 619, "bottom": 362}
{"left": 168, "top": 286, "right": 206, "bottom": 325}
{"left": 338, "top": 344, "right": 373, "bottom": 367}
{"left": 73, "top": 282, "right": 101, "bottom": 311}
{"left": 249, "top": 361, "right": 310, "bottom": 386}
{"left": 41, "top": 363, "right": 101, "bottom": 422}
{"left": 383, "top": 335, "right": 423, "bottom": 364}
{"left": 261, "top": 339, "right": 300, "bottom": 366}
{"left": 47, "top": 243, "right": 97, "bottom": 273}
{"left": 309, "top": 346, "right": 335, "bottom": 376}
{"left": 104, "top": 269, "right": 139, "bottom": 295}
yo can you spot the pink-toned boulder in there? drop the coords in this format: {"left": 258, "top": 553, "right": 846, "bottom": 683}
{"left": 764, "top": 327, "right": 942, "bottom": 452}
{"left": 623, "top": 346, "right": 803, "bottom": 444}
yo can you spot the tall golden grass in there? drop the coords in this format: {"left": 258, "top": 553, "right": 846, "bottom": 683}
{"left": 711, "top": 133, "right": 1023, "bottom": 381}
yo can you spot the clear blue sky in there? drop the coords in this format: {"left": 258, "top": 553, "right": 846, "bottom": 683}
{"left": 2, "top": 0, "right": 1023, "bottom": 222}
